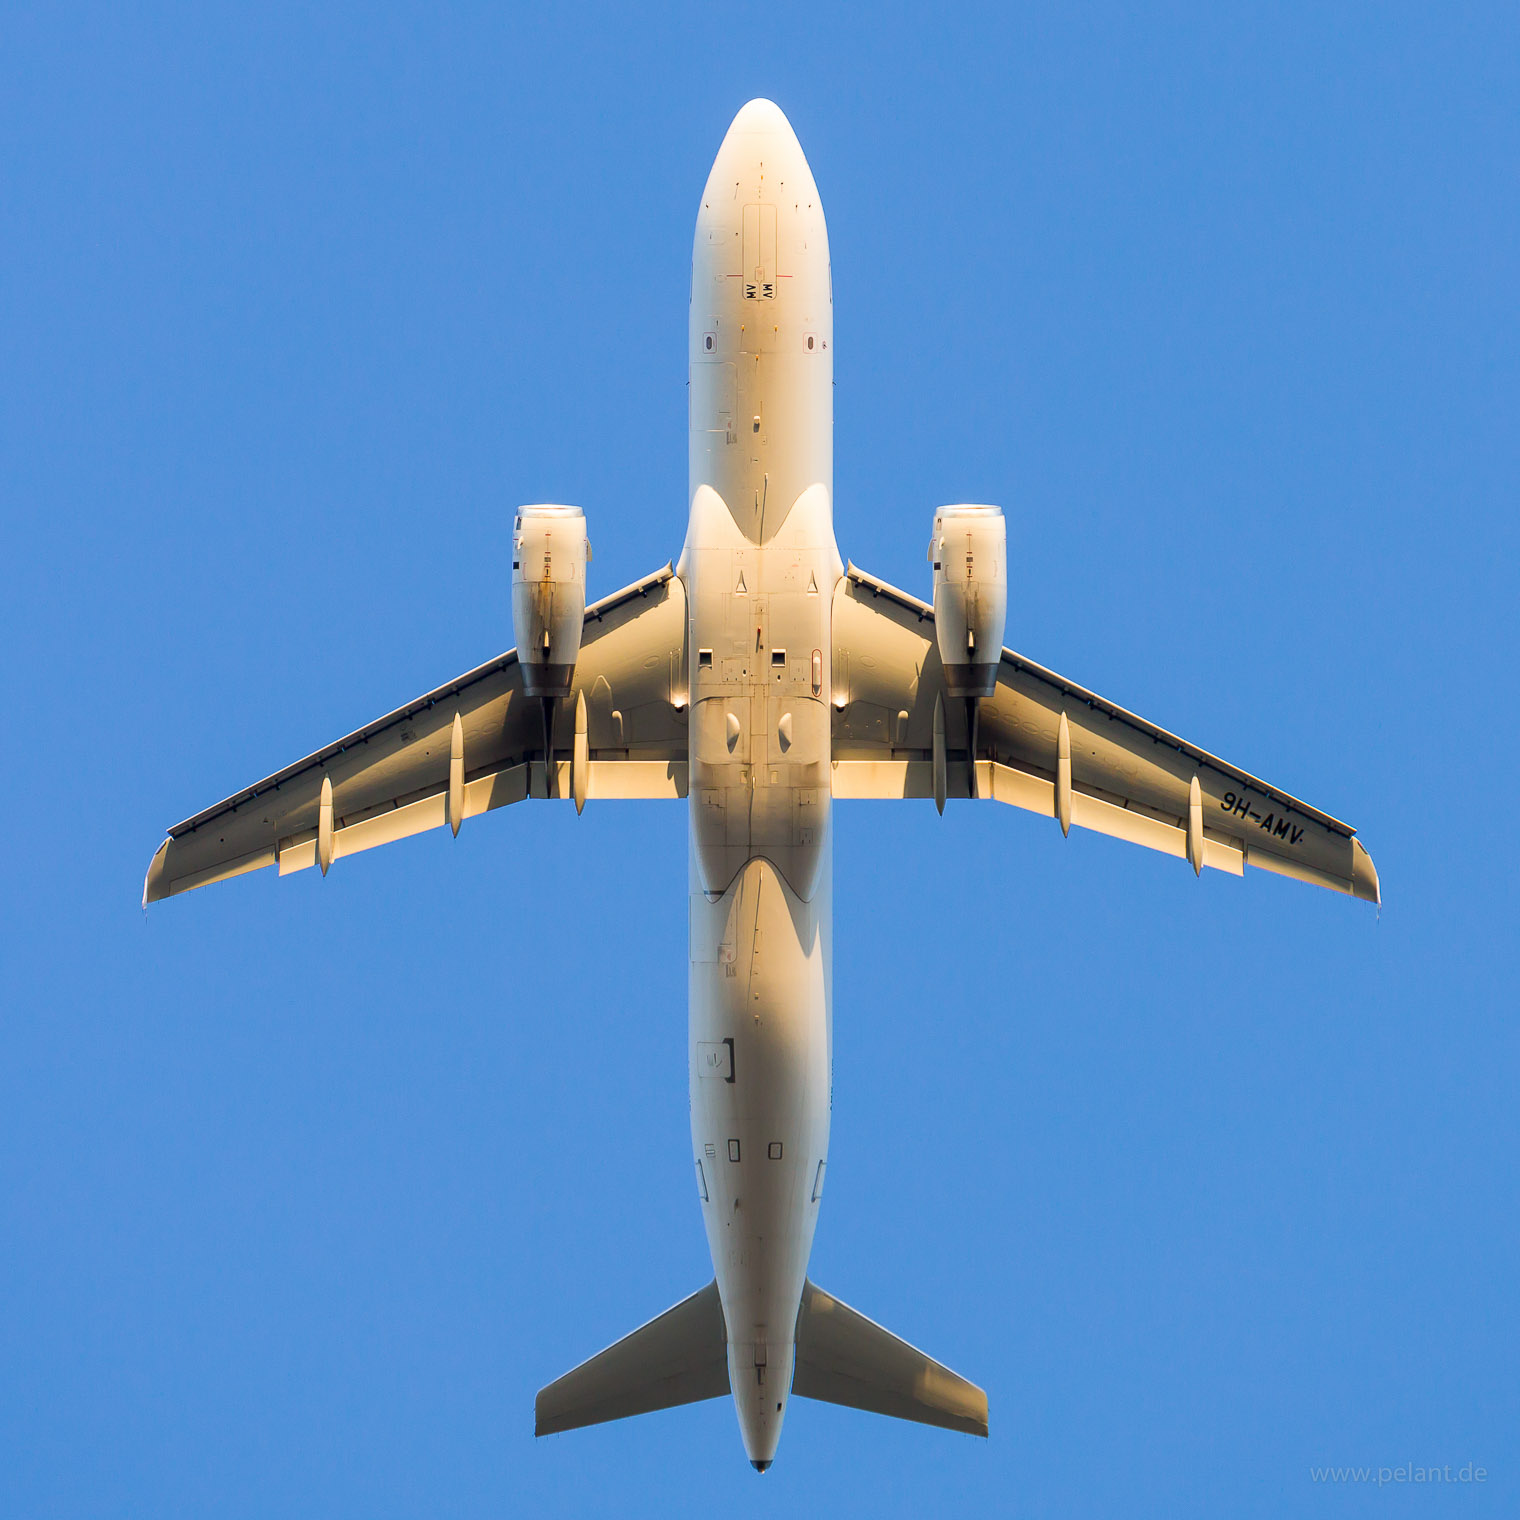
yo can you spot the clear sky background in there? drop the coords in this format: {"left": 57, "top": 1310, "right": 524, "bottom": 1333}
{"left": 3, "top": 4, "right": 1516, "bottom": 1517}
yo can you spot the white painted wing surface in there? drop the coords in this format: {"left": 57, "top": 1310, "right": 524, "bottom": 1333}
{"left": 144, "top": 567, "right": 688, "bottom": 904}
{"left": 831, "top": 565, "right": 1379, "bottom": 903}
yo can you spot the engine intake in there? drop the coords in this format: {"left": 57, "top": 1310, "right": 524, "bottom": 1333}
{"left": 928, "top": 504, "right": 1006, "bottom": 697}
{"left": 512, "top": 504, "right": 590, "bottom": 700}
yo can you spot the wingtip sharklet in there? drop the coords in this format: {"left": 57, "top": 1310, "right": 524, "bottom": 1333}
{"left": 142, "top": 838, "right": 170, "bottom": 909}
{"left": 1351, "top": 836, "right": 1380, "bottom": 906}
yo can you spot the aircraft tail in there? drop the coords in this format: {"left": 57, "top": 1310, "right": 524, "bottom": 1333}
{"left": 535, "top": 1281, "right": 729, "bottom": 1435}
{"left": 534, "top": 1276, "right": 986, "bottom": 1439}
{"left": 792, "top": 1279, "right": 988, "bottom": 1436}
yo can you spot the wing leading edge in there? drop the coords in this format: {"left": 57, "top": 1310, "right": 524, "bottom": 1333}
{"left": 144, "top": 566, "right": 688, "bottom": 905}
{"left": 832, "top": 564, "right": 1378, "bottom": 904}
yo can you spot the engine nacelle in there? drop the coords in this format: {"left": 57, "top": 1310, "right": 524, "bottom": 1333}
{"left": 512, "top": 504, "right": 590, "bottom": 700}
{"left": 928, "top": 504, "right": 1006, "bottom": 698}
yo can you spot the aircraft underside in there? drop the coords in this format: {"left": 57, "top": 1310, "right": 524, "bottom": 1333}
{"left": 145, "top": 98, "right": 1377, "bottom": 1470}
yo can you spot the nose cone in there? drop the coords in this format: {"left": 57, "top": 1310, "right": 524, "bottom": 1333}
{"left": 727, "top": 97, "right": 795, "bottom": 138}
{"left": 706, "top": 97, "right": 817, "bottom": 204}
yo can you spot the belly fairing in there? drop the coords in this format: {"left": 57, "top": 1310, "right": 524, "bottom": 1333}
{"left": 683, "top": 483, "right": 837, "bottom": 900}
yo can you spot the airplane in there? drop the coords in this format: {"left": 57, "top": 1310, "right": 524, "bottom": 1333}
{"left": 143, "top": 98, "right": 1380, "bottom": 1470}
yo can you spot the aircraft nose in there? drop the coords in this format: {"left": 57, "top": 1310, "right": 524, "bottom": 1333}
{"left": 728, "top": 97, "right": 794, "bottom": 136}
{"left": 718, "top": 97, "right": 804, "bottom": 164}
{"left": 709, "top": 97, "right": 815, "bottom": 208}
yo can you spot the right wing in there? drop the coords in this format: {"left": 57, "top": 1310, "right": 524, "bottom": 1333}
{"left": 832, "top": 564, "right": 1378, "bottom": 904}
{"left": 144, "top": 565, "right": 688, "bottom": 904}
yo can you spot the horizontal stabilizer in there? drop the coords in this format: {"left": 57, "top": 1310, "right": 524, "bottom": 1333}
{"left": 792, "top": 1280, "right": 988, "bottom": 1436}
{"left": 535, "top": 1281, "right": 729, "bottom": 1436}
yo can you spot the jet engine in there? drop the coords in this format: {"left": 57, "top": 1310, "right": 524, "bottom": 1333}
{"left": 513, "top": 504, "right": 591, "bottom": 700}
{"left": 928, "top": 504, "right": 1005, "bottom": 698}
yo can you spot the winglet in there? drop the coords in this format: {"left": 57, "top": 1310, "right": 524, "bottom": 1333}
{"left": 1351, "top": 836, "right": 1380, "bottom": 906}
{"left": 142, "top": 838, "right": 170, "bottom": 908}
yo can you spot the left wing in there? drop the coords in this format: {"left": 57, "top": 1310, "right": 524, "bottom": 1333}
{"left": 144, "top": 566, "right": 687, "bottom": 904}
{"left": 832, "top": 565, "right": 1378, "bottom": 903}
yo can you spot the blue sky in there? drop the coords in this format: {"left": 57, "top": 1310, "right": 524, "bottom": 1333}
{"left": 3, "top": 3, "right": 1516, "bottom": 1516}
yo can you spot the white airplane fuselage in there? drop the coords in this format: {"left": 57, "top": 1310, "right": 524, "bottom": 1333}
{"left": 677, "top": 99, "right": 840, "bottom": 1469}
